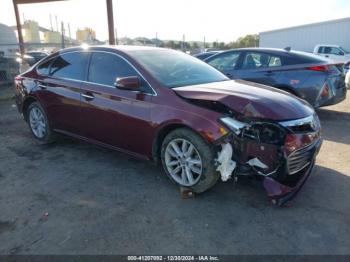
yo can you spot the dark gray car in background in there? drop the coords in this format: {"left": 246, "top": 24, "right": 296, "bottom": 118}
{"left": 193, "top": 51, "right": 221, "bottom": 60}
{"left": 204, "top": 48, "right": 347, "bottom": 107}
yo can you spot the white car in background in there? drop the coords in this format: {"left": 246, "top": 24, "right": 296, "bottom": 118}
{"left": 345, "top": 62, "right": 350, "bottom": 89}
{"left": 314, "top": 44, "right": 350, "bottom": 63}
{"left": 314, "top": 45, "right": 350, "bottom": 89}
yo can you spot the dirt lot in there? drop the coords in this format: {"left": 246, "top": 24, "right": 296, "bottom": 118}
{"left": 0, "top": 88, "right": 349, "bottom": 255}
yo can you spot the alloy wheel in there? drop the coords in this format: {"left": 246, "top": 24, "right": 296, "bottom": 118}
{"left": 29, "top": 107, "right": 47, "bottom": 139}
{"left": 164, "top": 138, "right": 203, "bottom": 186}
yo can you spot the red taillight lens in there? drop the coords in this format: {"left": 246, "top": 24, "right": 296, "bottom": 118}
{"left": 306, "top": 65, "right": 329, "bottom": 72}
{"left": 320, "top": 84, "right": 330, "bottom": 97}
{"left": 14, "top": 76, "right": 23, "bottom": 85}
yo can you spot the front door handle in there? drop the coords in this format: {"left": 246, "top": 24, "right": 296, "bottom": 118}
{"left": 82, "top": 93, "right": 95, "bottom": 101}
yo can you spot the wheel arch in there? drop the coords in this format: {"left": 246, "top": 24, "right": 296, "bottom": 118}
{"left": 22, "top": 96, "right": 38, "bottom": 121}
{"left": 152, "top": 123, "right": 200, "bottom": 165}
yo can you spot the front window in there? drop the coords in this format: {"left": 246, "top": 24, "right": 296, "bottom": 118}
{"left": 128, "top": 49, "right": 228, "bottom": 88}
{"left": 340, "top": 47, "right": 349, "bottom": 54}
{"left": 207, "top": 52, "right": 240, "bottom": 71}
{"left": 88, "top": 52, "right": 138, "bottom": 86}
{"left": 242, "top": 52, "right": 282, "bottom": 70}
{"left": 87, "top": 52, "right": 152, "bottom": 93}
{"left": 324, "top": 47, "right": 345, "bottom": 55}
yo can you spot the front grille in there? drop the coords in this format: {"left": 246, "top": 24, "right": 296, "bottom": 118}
{"left": 287, "top": 143, "right": 316, "bottom": 175}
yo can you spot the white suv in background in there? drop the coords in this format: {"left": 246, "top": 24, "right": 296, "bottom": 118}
{"left": 314, "top": 45, "right": 350, "bottom": 63}
{"left": 345, "top": 62, "right": 350, "bottom": 89}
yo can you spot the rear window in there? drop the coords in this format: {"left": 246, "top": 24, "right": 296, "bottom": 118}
{"left": 50, "top": 52, "right": 89, "bottom": 81}
{"left": 37, "top": 59, "right": 52, "bottom": 75}
{"left": 283, "top": 51, "right": 328, "bottom": 65}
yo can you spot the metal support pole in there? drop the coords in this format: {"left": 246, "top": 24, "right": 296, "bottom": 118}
{"left": 61, "top": 21, "right": 65, "bottom": 49}
{"left": 13, "top": 0, "right": 25, "bottom": 56}
{"left": 106, "top": 0, "right": 115, "bottom": 45}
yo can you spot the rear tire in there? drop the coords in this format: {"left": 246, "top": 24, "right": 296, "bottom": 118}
{"left": 161, "top": 128, "right": 219, "bottom": 193}
{"left": 27, "top": 101, "right": 55, "bottom": 144}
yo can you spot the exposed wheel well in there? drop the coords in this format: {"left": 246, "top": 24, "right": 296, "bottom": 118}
{"left": 152, "top": 123, "right": 189, "bottom": 165}
{"left": 22, "top": 97, "right": 37, "bottom": 121}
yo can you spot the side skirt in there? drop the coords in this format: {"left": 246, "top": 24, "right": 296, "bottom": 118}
{"left": 53, "top": 129, "right": 151, "bottom": 162}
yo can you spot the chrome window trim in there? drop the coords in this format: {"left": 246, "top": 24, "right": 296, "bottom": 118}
{"left": 35, "top": 49, "right": 157, "bottom": 96}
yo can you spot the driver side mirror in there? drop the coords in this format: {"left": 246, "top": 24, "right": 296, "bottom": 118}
{"left": 115, "top": 76, "right": 140, "bottom": 91}
{"left": 339, "top": 51, "right": 345, "bottom": 56}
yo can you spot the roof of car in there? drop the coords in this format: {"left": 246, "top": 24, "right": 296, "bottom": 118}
{"left": 224, "top": 47, "right": 292, "bottom": 53}
{"left": 59, "top": 45, "right": 168, "bottom": 54}
{"left": 203, "top": 47, "right": 329, "bottom": 63}
{"left": 209, "top": 47, "right": 327, "bottom": 57}
{"left": 315, "top": 44, "right": 341, "bottom": 47}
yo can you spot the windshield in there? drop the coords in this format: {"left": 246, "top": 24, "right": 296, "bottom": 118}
{"left": 128, "top": 49, "right": 229, "bottom": 88}
{"left": 340, "top": 47, "right": 349, "bottom": 54}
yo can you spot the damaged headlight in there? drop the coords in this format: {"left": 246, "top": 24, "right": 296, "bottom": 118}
{"left": 220, "top": 117, "right": 247, "bottom": 135}
{"left": 243, "top": 122, "right": 285, "bottom": 144}
{"left": 220, "top": 117, "right": 285, "bottom": 144}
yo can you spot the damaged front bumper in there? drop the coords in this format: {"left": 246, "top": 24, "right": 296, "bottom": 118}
{"left": 264, "top": 138, "right": 322, "bottom": 206}
{"left": 215, "top": 115, "right": 322, "bottom": 206}
{"left": 263, "top": 161, "right": 314, "bottom": 206}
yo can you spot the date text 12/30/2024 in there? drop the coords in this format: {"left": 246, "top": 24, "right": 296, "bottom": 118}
{"left": 127, "top": 256, "right": 219, "bottom": 261}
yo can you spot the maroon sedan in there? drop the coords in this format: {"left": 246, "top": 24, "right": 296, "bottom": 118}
{"left": 14, "top": 46, "right": 322, "bottom": 205}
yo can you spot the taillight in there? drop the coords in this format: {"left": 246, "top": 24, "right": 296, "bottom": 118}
{"left": 14, "top": 76, "right": 23, "bottom": 85}
{"left": 306, "top": 65, "right": 329, "bottom": 72}
{"left": 320, "top": 84, "right": 330, "bottom": 97}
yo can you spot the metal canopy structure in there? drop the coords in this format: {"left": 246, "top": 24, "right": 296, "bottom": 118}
{"left": 12, "top": 0, "right": 116, "bottom": 55}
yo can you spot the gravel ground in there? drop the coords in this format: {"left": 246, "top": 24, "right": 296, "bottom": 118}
{"left": 0, "top": 89, "right": 349, "bottom": 255}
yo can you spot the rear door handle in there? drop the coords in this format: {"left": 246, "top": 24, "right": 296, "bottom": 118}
{"left": 82, "top": 93, "right": 95, "bottom": 101}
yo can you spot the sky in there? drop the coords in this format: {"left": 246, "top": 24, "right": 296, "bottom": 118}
{"left": 0, "top": 0, "right": 349, "bottom": 42}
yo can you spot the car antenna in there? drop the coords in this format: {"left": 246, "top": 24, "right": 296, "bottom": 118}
{"left": 284, "top": 46, "right": 291, "bottom": 52}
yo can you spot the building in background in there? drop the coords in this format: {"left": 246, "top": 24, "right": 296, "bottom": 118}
{"left": 259, "top": 17, "right": 350, "bottom": 52}
{"left": 43, "top": 31, "right": 61, "bottom": 44}
{"left": 76, "top": 27, "right": 96, "bottom": 43}
{"left": 0, "top": 23, "right": 18, "bottom": 58}
{"left": 23, "top": 20, "right": 40, "bottom": 43}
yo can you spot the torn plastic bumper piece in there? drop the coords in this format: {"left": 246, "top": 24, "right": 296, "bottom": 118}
{"left": 263, "top": 160, "right": 315, "bottom": 206}
{"left": 216, "top": 143, "right": 236, "bottom": 182}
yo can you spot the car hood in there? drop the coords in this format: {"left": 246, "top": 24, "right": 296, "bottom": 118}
{"left": 173, "top": 80, "right": 314, "bottom": 121}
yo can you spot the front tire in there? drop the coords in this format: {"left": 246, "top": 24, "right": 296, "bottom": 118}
{"left": 161, "top": 128, "right": 219, "bottom": 193}
{"left": 27, "top": 101, "right": 55, "bottom": 143}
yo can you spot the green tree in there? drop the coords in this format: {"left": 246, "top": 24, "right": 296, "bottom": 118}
{"left": 191, "top": 42, "right": 199, "bottom": 49}
{"left": 236, "top": 34, "right": 259, "bottom": 48}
